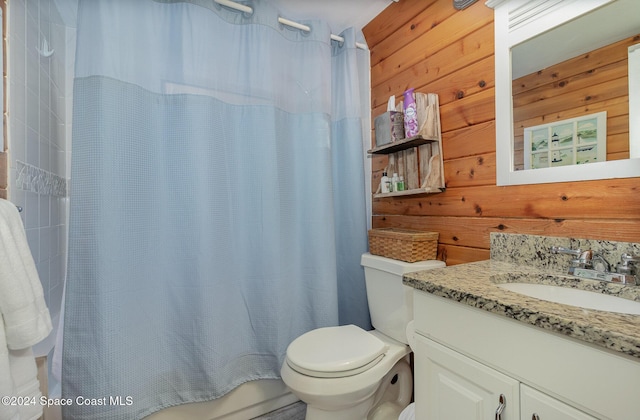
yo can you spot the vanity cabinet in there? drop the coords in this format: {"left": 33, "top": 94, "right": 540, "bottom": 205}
{"left": 415, "top": 336, "right": 597, "bottom": 420}
{"left": 412, "top": 290, "right": 640, "bottom": 419}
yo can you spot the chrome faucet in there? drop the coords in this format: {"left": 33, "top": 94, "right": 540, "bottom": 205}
{"left": 550, "top": 246, "right": 640, "bottom": 285}
{"left": 550, "top": 246, "right": 592, "bottom": 274}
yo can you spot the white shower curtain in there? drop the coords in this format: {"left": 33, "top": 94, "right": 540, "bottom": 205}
{"left": 61, "top": 1, "right": 371, "bottom": 419}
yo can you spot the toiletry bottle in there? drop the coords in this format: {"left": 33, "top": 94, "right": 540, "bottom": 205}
{"left": 391, "top": 173, "right": 399, "bottom": 192}
{"left": 381, "top": 172, "right": 391, "bottom": 193}
{"left": 397, "top": 176, "right": 405, "bottom": 192}
{"left": 403, "top": 88, "right": 419, "bottom": 138}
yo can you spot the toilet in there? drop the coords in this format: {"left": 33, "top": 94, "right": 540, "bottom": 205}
{"left": 281, "top": 252, "right": 445, "bottom": 420}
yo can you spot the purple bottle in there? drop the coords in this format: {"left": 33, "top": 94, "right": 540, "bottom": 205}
{"left": 403, "top": 88, "right": 419, "bottom": 138}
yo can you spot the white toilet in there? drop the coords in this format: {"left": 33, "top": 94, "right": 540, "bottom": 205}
{"left": 281, "top": 252, "right": 445, "bottom": 420}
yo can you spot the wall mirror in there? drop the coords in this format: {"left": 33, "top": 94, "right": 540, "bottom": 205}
{"left": 488, "top": 0, "right": 640, "bottom": 186}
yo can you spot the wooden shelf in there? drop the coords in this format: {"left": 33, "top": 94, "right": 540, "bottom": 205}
{"left": 372, "top": 93, "right": 445, "bottom": 198}
{"left": 368, "top": 135, "right": 438, "bottom": 155}
{"left": 373, "top": 186, "right": 446, "bottom": 198}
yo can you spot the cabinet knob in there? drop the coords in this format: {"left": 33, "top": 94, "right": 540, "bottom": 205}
{"left": 495, "top": 394, "right": 506, "bottom": 420}
{"left": 532, "top": 414, "right": 540, "bottom": 420}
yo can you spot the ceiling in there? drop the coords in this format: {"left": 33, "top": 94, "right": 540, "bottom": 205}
{"left": 267, "top": 0, "right": 393, "bottom": 34}
{"left": 54, "top": 0, "right": 394, "bottom": 33}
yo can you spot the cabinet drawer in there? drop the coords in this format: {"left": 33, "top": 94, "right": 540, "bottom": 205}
{"left": 520, "top": 384, "right": 597, "bottom": 420}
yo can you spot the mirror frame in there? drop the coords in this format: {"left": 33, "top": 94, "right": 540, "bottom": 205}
{"left": 487, "top": 0, "right": 640, "bottom": 186}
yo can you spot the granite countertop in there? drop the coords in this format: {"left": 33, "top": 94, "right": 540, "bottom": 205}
{"left": 404, "top": 259, "right": 640, "bottom": 359}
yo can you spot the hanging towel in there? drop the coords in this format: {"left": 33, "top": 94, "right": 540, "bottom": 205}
{"left": 0, "top": 199, "right": 52, "bottom": 420}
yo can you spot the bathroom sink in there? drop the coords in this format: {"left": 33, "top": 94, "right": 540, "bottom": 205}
{"left": 497, "top": 282, "right": 640, "bottom": 315}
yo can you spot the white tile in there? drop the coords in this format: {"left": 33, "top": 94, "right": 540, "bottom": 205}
{"left": 9, "top": 119, "right": 27, "bottom": 163}
{"left": 24, "top": 191, "right": 39, "bottom": 230}
{"left": 9, "top": 37, "right": 27, "bottom": 87}
{"left": 40, "top": 67, "right": 51, "bottom": 103}
{"left": 40, "top": 139, "right": 51, "bottom": 172}
{"left": 39, "top": 194, "right": 50, "bottom": 227}
{"left": 26, "top": 126, "right": 39, "bottom": 166}
{"left": 26, "top": 87, "right": 40, "bottom": 135}
{"left": 38, "top": 0, "right": 51, "bottom": 40}
{"left": 26, "top": 51, "right": 40, "bottom": 97}
{"left": 53, "top": 117, "right": 66, "bottom": 150}
{"left": 49, "top": 0, "right": 64, "bottom": 27}
{"left": 65, "top": 150, "right": 72, "bottom": 180}
{"left": 59, "top": 222, "right": 67, "bottom": 256}
{"left": 36, "top": 260, "right": 51, "bottom": 305}
{"left": 11, "top": 189, "right": 26, "bottom": 225}
{"left": 26, "top": 0, "right": 39, "bottom": 23}
{"left": 8, "top": 81, "right": 27, "bottom": 126}
{"left": 50, "top": 89, "right": 63, "bottom": 121}
{"left": 39, "top": 225, "right": 52, "bottom": 261}
{"left": 9, "top": 0, "right": 28, "bottom": 43}
{"left": 50, "top": 195, "right": 60, "bottom": 225}
{"left": 49, "top": 283, "right": 63, "bottom": 320}
{"left": 26, "top": 12, "right": 40, "bottom": 80}
{"left": 39, "top": 99, "right": 51, "bottom": 143}
{"left": 54, "top": 147, "right": 66, "bottom": 177}
{"left": 49, "top": 143, "right": 59, "bottom": 174}
{"left": 9, "top": 0, "right": 70, "bottom": 340}
{"left": 49, "top": 226, "right": 59, "bottom": 260}
{"left": 50, "top": 254, "right": 63, "bottom": 285}
{"left": 45, "top": 225, "right": 55, "bottom": 258}
{"left": 25, "top": 225, "right": 40, "bottom": 262}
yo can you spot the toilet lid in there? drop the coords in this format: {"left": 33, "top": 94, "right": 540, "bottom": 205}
{"left": 286, "top": 325, "right": 388, "bottom": 378}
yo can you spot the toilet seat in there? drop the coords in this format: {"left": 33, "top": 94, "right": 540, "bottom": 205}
{"left": 286, "top": 325, "right": 389, "bottom": 378}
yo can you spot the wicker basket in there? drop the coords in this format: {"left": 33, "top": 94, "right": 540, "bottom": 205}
{"left": 368, "top": 228, "right": 438, "bottom": 262}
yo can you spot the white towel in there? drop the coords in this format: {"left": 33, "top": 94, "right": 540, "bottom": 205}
{"left": 0, "top": 199, "right": 52, "bottom": 420}
{"left": 0, "top": 322, "right": 19, "bottom": 420}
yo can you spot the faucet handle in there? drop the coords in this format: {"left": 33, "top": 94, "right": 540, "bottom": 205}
{"left": 616, "top": 254, "right": 640, "bottom": 275}
{"left": 577, "top": 249, "right": 593, "bottom": 266}
{"left": 550, "top": 246, "right": 592, "bottom": 266}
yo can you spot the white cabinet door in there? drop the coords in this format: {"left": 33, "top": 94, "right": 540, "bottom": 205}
{"left": 415, "top": 334, "right": 520, "bottom": 420}
{"left": 520, "top": 385, "right": 598, "bottom": 420}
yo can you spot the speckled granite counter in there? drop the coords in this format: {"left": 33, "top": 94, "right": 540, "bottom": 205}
{"left": 403, "top": 233, "right": 640, "bottom": 359}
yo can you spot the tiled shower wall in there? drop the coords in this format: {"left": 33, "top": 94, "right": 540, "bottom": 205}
{"left": 7, "top": 0, "right": 73, "bottom": 358}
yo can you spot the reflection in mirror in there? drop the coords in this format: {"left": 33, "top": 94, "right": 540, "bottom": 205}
{"left": 490, "top": 0, "right": 640, "bottom": 186}
{"left": 630, "top": 43, "right": 640, "bottom": 158}
{"left": 512, "top": 33, "right": 638, "bottom": 171}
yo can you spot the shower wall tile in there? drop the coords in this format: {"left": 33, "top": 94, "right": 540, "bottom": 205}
{"left": 26, "top": 88, "right": 40, "bottom": 135}
{"left": 8, "top": 0, "right": 71, "bottom": 358}
{"left": 9, "top": 118, "right": 26, "bottom": 163}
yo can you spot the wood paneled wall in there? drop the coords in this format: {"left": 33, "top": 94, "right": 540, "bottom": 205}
{"left": 363, "top": 1, "right": 640, "bottom": 266}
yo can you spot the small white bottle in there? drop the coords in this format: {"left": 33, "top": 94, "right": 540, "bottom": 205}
{"left": 381, "top": 172, "right": 391, "bottom": 193}
{"left": 391, "top": 173, "right": 399, "bottom": 192}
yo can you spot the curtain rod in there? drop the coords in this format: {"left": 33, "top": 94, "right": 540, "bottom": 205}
{"left": 214, "top": 0, "right": 369, "bottom": 50}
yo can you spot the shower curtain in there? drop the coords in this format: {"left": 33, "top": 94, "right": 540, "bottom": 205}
{"left": 61, "top": 1, "right": 371, "bottom": 418}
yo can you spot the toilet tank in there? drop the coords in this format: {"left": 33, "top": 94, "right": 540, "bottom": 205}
{"left": 361, "top": 252, "right": 445, "bottom": 344}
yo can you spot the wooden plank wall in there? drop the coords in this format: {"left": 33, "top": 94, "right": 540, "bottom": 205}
{"left": 363, "top": 1, "right": 640, "bottom": 266}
